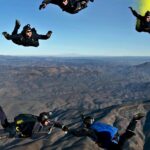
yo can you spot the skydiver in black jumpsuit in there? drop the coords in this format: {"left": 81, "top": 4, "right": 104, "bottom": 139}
{"left": 39, "top": 0, "right": 94, "bottom": 14}
{"left": 0, "top": 106, "right": 68, "bottom": 138}
{"left": 129, "top": 7, "right": 150, "bottom": 33}
{"left": 2, "top": 20, "right": 52, "bottom": 47}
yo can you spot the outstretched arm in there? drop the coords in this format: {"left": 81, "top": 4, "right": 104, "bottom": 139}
{"left": 35, "top": 31, "right": 52, "bottom": 40}
{"left": 53, "top": 121, "right": 69, "bottom": 133}
{"left": 42, "top": 120, "right": 68, "bottom": 134}
{"left": 129, "top": 7, "right": 143, "bottom": 20}
{"left": 68, "top": 128, "right": 97, "bottom": 139}
{"left": 53, "top": 121, "right": 65, "bottom": 129}
{"left": 68, "top": 128, "right": 88, "bottom": 137}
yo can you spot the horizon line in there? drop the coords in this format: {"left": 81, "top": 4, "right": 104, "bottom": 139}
{"left": 0, "top": 54, "right": 150, "bottom": 58}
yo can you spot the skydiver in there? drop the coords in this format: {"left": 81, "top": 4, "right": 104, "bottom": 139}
{"left": 67, "top": 113, "right": 145, "bottom": 150}
{"left": 0, "top": 106, "right": 68, "bottom": 138}
{"left": 129, "top": 7, "right": 150, "bottom": 33}
{"left": 2, "top": 20, "right": 52, "bottom": 47}
{"left": 39, "top": 0, "right": 94, "bottom": 14}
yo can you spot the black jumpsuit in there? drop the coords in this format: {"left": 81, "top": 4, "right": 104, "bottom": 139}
{"left": 7, "top": 29, "right": 51, "bottom": 47}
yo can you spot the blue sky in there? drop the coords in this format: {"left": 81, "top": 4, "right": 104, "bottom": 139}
{"left": 0, "top": 0, "right": 150, "bottom": 56}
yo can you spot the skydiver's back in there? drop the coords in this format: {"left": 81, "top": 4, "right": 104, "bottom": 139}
{"left": 14, "top": 114, "right": 38, "bottom": 137}
{"left": 89, "top": 122, "right": 118, "bottom": 148}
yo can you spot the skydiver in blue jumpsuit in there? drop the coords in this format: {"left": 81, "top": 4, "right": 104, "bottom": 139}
{"left": 68, "top": 113, "right": 145, "bottom": 150}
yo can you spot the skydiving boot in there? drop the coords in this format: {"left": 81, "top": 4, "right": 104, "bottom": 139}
{"left": 133, "top": 113, "right": 145, "bottom": 121}
{"left": 46, "top": 31, "right": 52, "bottom": 38}
{"left": 0, "top": 106, "right": 9, "bottom": 128}
{"left": 126, "top": 112, "right": 145, "bottom": 137}
{"left": 15, "top": 20, "right": 21, "bottom": 29}
{"left": 11, "top": 20, "right": 21, "bottom": 35}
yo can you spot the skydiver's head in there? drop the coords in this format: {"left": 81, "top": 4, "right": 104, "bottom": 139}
{"left": 38, "top": 112, "right": 52, "bottom": 126}
{"left": 145, "top": 11, "right": 150, "bottom": 22}
{"left": 22, "top": 24, "right": 32, "bottom": 38}
{"left": 83, "top": 116, "right": 95, "bottom": 128}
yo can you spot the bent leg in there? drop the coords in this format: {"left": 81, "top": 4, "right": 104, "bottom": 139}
{"left": 117, "top": 119, "right": 138, "bottom": 148}
{"left": 0, "top": 106, "right": 9, "bottom": 128}
{"left": 12, "top": 20, "right": 20, "bottom": 35}
{"left": 12, "top": 25, "right": 19, "bottom": 35}
{"left": 12, "top": 26, "right": 19, "bottom": 35}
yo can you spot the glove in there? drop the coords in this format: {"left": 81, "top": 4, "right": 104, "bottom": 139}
{"left": 39, "top": 3, "right": 47, "bottom": 10}
{"left": 46, "top": 31, "right": 52, "bottom": 38}
{"left": 62, "top": 125, "right": 69, "bottom": 132}
{"left": 129, "top": 7, "right": 133, "bottom": 11}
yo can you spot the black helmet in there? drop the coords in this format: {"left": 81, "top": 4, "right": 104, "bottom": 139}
{"left": 38, "top": 112, "right": 52, "bottom": 123}
{"left": 145, "top": 11, "right": 150, "bottom": 16}
{"left": 83, "top": 116, "right": 94, "bottom": 127}
{"left": 21, "top": 24, "right": 32, "bottom": 37}
{"left": 23, "top": 24, "right": 32, "bottom": 31}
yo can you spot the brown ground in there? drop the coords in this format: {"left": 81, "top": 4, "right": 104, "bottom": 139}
{"left": 0, "top": 56, "right": 150, "bottom": 150}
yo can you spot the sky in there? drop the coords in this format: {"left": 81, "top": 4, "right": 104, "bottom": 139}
{"left": 0, "top": 0, "right": 150, "bottom": 56}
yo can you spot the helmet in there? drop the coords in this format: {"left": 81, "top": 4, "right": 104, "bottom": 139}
{"left": 38, "top": 112, "right": 52, "bottom": 123}
{"left": 21, "top": 24, "right": 32, "bottom": 37}
{"left": 83, "top": 116, "right": 95, "bottom": 127}
{"left": 23, "top": 24, "right": 32, "bottom": 32}
{"left": 145, "top": 11, "right": 150, "bottom": 16}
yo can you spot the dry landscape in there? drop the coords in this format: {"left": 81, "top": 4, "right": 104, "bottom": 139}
{"left": 0, "top": 56, "right": 150, "bottom": 150}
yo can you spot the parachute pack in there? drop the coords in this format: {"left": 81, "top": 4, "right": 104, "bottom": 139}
{"left": 136, "top": 19, "right": 142, "bottom": 32}
{"left": 14, "top": 114, "right": 37, "bottom": 132}
{"left": 90, "top": 122, "right": 118, "bottom": 140}
{"left": 14, "top": 114, "right": 37, "bottom": 125}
